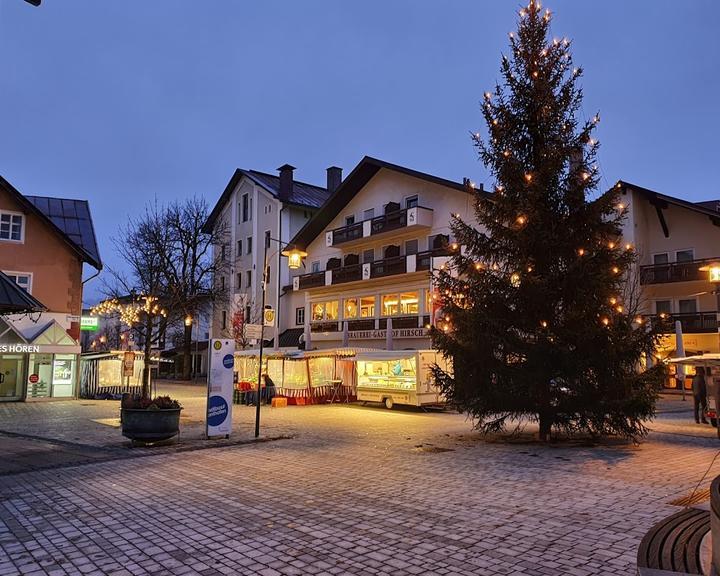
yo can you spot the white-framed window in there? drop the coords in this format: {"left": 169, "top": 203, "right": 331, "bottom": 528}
{"left": 652, "top": 252, "right": 669, "bottom": 265}
{"left": 678, "top": 298, "right": 698, "bottom": 314}
{"left": 295, "top": 307, "right": 305, "bottom": 326}
{"left": 676, "top": 249, "right": 694, "bottom": 263}
{"left": 405, "top": 195, "right": 419, "bottom": 209}
{"left": 3, "top": 271, "right": 32, "bottom": 293}
{"left": 655, "top": 300, "right": 672, "bottom": 315}
{"left": 311, "top": 261, "right": 320, "bottom": 273}
{"left": 0, "top": 211, "right": 24, "bottom": 243}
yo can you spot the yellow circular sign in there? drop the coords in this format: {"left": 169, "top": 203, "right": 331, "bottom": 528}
{"left": 213, "top": 341, "right": 222, "bottom": 350}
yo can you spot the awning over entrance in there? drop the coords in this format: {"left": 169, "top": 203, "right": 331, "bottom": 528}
{"left": 0, "top": 316, "right": 81, "bottom": 354}
{"left": 0, "top": 272, "right": 46, "bottom": 315}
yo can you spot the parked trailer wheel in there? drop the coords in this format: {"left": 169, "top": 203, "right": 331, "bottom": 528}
{"left": 384, "top": 397, "right": 394, "bottom": 410}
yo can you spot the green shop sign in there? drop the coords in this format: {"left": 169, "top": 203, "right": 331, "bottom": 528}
{"left": 80, "top": 316, "right": 99, "bottom": 331}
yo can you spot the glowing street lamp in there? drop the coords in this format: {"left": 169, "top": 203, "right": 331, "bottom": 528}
{"left": 184, "top": 315, "right": 193, "bottom": 327}
{"left": 282, "top": 246, "right": 307, "bottom": 270}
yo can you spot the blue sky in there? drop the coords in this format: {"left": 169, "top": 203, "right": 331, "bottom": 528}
{"left": 0, "top": 1, "right": 718, "bottom": 303}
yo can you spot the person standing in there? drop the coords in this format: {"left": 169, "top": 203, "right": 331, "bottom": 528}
{"left": 692, "top": 366, "right": 709, "bottom": 424}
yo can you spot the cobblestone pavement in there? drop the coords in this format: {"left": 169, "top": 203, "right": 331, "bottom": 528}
{"left": 1, "top": 390, "right": 720, "bottom": 575}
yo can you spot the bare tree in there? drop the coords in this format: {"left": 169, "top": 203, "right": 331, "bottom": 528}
{"left": 229, "top": 297, "right": 261, "bottom": 350}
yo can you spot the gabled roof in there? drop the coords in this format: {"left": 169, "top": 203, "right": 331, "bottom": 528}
{"left": 202, "top": 168, "right": 330, "bottom": 233}
{"left": 0, "top": 176, "right": 102, "bottom": 270}
{"left": 0, "top": 271, "right": 46, "bottom": 315}
{"left": 618, "top": 180, "right": 720, "bottom": 224}
{"left": 290, "top": 156, "right": 485, "bottom": 250}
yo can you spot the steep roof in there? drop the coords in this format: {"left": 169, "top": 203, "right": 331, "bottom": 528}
{"left": 290, "top": 156, "right": 484, "bottom": 250}
{"left": 618, "top": 180, "right": 720, "bottom": 225}
{"left": 0, "top": 271, "right": 46, "bottom": 315}
{"left": 202, "top": 168, "right": 330, "bottom": 233}
{"left": 0, "top": 176, "right": 102, "bottom": 270}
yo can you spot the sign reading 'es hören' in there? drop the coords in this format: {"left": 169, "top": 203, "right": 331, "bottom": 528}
{"left": 0, "top": 344, "right": 41, "bottom": 353}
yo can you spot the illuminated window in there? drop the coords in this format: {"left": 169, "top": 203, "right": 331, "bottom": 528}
{"left": 382, "top": 294, "right": 399, "bottom": 316}
{"left": 360, "top": 296, "right": 375, "bottom": 318}
{"left": 400, "top": 292, "right": 419, "bottom": 314}
{"left": 311, "top": 301, "right": 339, "bottom": 321}
{"left": 344, "top": 298, "right": 358, "bottom": 319}
{"left": 325, "top": 301, "right": 339, "bottom": 320}
{"left": 312, "top": 302, "right": 325, "bottom": 321}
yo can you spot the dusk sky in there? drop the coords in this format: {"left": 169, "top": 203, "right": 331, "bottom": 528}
{"left": 0, "top": 1, "right": 717, "bottom": 304}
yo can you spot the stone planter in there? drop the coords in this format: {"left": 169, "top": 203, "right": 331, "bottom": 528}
{"left": 120, "top": 408, "right": 182, "bottom": 444}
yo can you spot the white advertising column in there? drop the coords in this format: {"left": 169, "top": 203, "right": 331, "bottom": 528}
{"left": 206, "top": 339, "right": 234, "bottom": 438}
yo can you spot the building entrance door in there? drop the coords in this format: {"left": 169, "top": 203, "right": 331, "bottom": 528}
{"left": 0, "top": 356, "right": 24, "bottom": 401}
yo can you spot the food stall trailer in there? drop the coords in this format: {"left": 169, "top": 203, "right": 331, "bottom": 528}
{"left": 669, "top": 354, "right": 720, "bottom": 432}
{"left": 355, "top": 350, "right": 448, "bottom": 409}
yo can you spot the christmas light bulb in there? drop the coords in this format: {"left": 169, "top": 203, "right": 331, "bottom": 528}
{"left": 601, "top": 317, "right": 609, "bottom": 326}
{"left": 608, "top": 242, "right": 616, "bottom": 249}
{"left": 577, "top": 248, "right": 585, "bottom": 256}
{"left": 612, "top": 266, "right": 620, "bottom": 274}
{"left": 541, "top": 321, "right": 547, "bottom": 328}
{"left": 516, "top": 215, "right": 527, "bottom": 225}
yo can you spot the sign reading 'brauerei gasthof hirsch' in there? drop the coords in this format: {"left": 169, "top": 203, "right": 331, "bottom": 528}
{"left": 348, "top": 328, "right": 428, "bottom": 340}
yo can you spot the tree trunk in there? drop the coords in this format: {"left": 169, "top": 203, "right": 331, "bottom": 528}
{"left": 182, "top": 322, "right": 192, "bottom": 380}
{"left": 538, "top": 412, "right": 552, "bottom": 442}
{"left": 141, "top": 315, "right": 153, "bottom": 399}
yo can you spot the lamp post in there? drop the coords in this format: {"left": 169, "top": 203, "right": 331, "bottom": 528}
{"left": 254, "top": 239, "right": 306, "bottom": 438}
{"left": 699, "top": 262, "right": 720, "bottom": 438}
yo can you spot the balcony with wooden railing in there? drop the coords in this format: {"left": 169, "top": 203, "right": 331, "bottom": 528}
{"left": 639, "top": 258, "right": 718, "bottom": 285}
{"left": 646, "top": 312, "right": 718, "bottom": 333}
{"left": 325, "top": 206, "right": 434, "bottom": 248}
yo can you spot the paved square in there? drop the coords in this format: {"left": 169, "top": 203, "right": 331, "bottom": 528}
{"left": 1, "top": 389, "right": 719, "bottom": 575}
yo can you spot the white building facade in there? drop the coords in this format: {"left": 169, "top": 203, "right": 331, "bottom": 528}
{"left": 286, "top": 157, "right": 483, "bottom": 351}
{"left": 204, "top": 164, "right": 336, "bottom": 346}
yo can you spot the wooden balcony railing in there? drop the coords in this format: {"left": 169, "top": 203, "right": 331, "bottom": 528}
{"left": 331, "top": 264, "right": 362, "bottom": 285}
{"left": 370, "top": 255, "right": 407, "bottom": 278}
{"left": 647, "top": 312, "right": 718, "bottom": 333}
{"left": 639, "top": 258, "right": 719, "bottom": 285}
{"left": 298, "top": 271, "right": 325, "bottom": 290}
{"left": 330, "top": 222, "right": 363, "bottom": 245}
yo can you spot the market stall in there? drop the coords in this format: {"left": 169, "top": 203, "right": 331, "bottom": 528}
{"left": 355, "top": 350, "right": 448, "bottom": 409}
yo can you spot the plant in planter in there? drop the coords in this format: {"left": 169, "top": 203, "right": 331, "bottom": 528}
{"left": 120, "top": 394, "right": 183, "bottom": 444}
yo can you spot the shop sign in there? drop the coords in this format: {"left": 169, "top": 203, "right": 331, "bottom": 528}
{"left": 0, "top": 344, "right": 40, "bottom": 353}
{"left": 80, "top": 317, "right": 99, "bottom": 331}
{"left": 245, "top": 324, "right": 264, "bottom": 340}
{"left": 206, "top": 339, "right": 234, "bottom": 438}
{"left": 122, "top": 351, "right": 135, "bottom": 377}
{"left": 349, "top": 328, "right": 428, "bottom": 340}
{"left": 28, "top": 374, "right": 39, "bottom": 384}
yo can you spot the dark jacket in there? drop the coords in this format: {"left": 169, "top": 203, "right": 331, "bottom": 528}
{"left": 692, "top": 373, "right": 707, "bottom": 398}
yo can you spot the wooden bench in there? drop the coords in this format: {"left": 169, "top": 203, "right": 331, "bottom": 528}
{"left": 637, "top": 507, "right": 709, "bottom": 575}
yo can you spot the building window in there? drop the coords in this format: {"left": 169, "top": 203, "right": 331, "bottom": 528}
{"left": 236, "top": 272, "right": 242, "bottom": 289}
{"left": 237, "top": 239, "right": 243, "bottom": 257}
{"left": 4, "top": 272, "right": 32, "bottom": 293}
{"left": 221, "top": 245, "right": 227, "bottom": 261}
{"left": 653, "top": 253, "right": 669, "bottom": 265}
{"left": 678, "top": 299, "right": 697, "bottom": 314}
{"left": 295, "top": 307, "right": 305, "bottom": 326}
{"left": 362, "top": 249, "right": 374, "bottom": 263}
{"left": 311, "top": 300, "right": 339, "bottom": 321}
{"left": 220, "top": 276, "right": 225, "bottom": 290}
{"left": 360, "top": 296, "right": 375, "bottom": 318}
{"left": 655, "top": 300, "right": 672, "bottom": 315}
{"left": 344, "top": 298, "right": 358, "bottom": 319}
{"left": 221, "top": 310, "right": 227, "bottom": 330}
{"left": 246, "top": 270, "right": 252, "bottom": 289}
{"left": 265, "top": 230, "right": 271, "bottom": 249}
{"left": 245, "top": 305, "right": 252, "bottom": 323}
{"left": 400, "top": 292, "right": 419, "bottom": 314}
{"left": 345, "top": 215, "right": 355, "bottom": 226}
{"left": 247, "top": 237, "right": 252, "bottom": 254}
{"left": 311, "top": 261, "right": 320, "bottom": 273}
{"left": 405, "top": 195, "right": 419, "bottom": 209}
{"left": 363, "top": 208, "right": 375, "bottom": 220}
{"left": 242, "top": 194, "right": 249, "bottom": 222}
{"left": 405, "top": 239, "right": 419, "bottom": 255}
{"left": 676, "top": 249, "right": 694, "bottom": 263}
{"left": 249, "top": 195, "right": 253, "bottom": 220}
{"left": 0, "top": 211, "right": 24, "bottom": 242}
{"left": 382, "top": 294, "right": 399, "bottom": 316}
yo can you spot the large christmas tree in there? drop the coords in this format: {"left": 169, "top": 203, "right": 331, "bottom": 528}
{"left": 431, "top": 2, "right": 665, "bottom": 440}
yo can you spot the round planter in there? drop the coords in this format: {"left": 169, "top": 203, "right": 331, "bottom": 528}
{"left": 120, "top": 407, "right": 182, "bottom": 443}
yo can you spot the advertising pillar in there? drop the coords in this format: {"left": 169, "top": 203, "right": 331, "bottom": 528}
{"left": 206, "top": 339, "right": 234, "bottom": 438}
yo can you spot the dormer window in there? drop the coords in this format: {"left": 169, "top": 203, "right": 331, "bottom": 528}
{"left": 0, "top": 211, "right": 24, "bottom": 242}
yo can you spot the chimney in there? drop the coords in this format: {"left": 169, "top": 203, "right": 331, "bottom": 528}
{"left": 277, "top": 164, "right": 295, "bottom": 202}
{"left": 326, "top": 166, "right": 342, "bottom": 193}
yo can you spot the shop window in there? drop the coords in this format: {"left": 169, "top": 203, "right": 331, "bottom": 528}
{"left": 400, "top": 292, "right": 419, "bottom": 314}
{"left": 325, "top": 301, "right": 339, "bottom": 320}
{"left": 0, "top": 211, "right": 24, "bottom": 242}
{"left": 678, "top": 299, "right": 697, "bottom": 314}
{"left": 311, "top": 300, "right": 339, "bottom": 321}
{"left": 344, "top": 298, "right": 358, "bottom": 319}
{"left": 382, "top": 294, "right": 399, "bottom": 316}
{"left": 312, "top": 302, "right": 325, "bottom": 321}
{"left": 676, "top": 249, "right": 694, "bottom": 263}
{"left": 52, "top": 354, "right": 76, "bottom": 397}
{"left": 357, "top": 355, "right": 416, "bottom": 391}
{"left": 4, "top": 272, "right": 32, "bottom": 293}
{"left": 360, "top": 296, "right": 375, "bottom": 318}
{"left": 0, "top": 355, "right": 23, "bottom": 399}
{"left": 405, "top": 195, "right": 419, "bottom": 209}
{"left": 295, "top": 307, "right": 305, "bottom": 326}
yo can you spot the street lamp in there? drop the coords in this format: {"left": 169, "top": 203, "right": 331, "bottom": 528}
{"left": 184, "top": 315, "right": 193, "bottom": 327}
{"left": 254, "top": 239, "right": 306, "bottom": 438}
